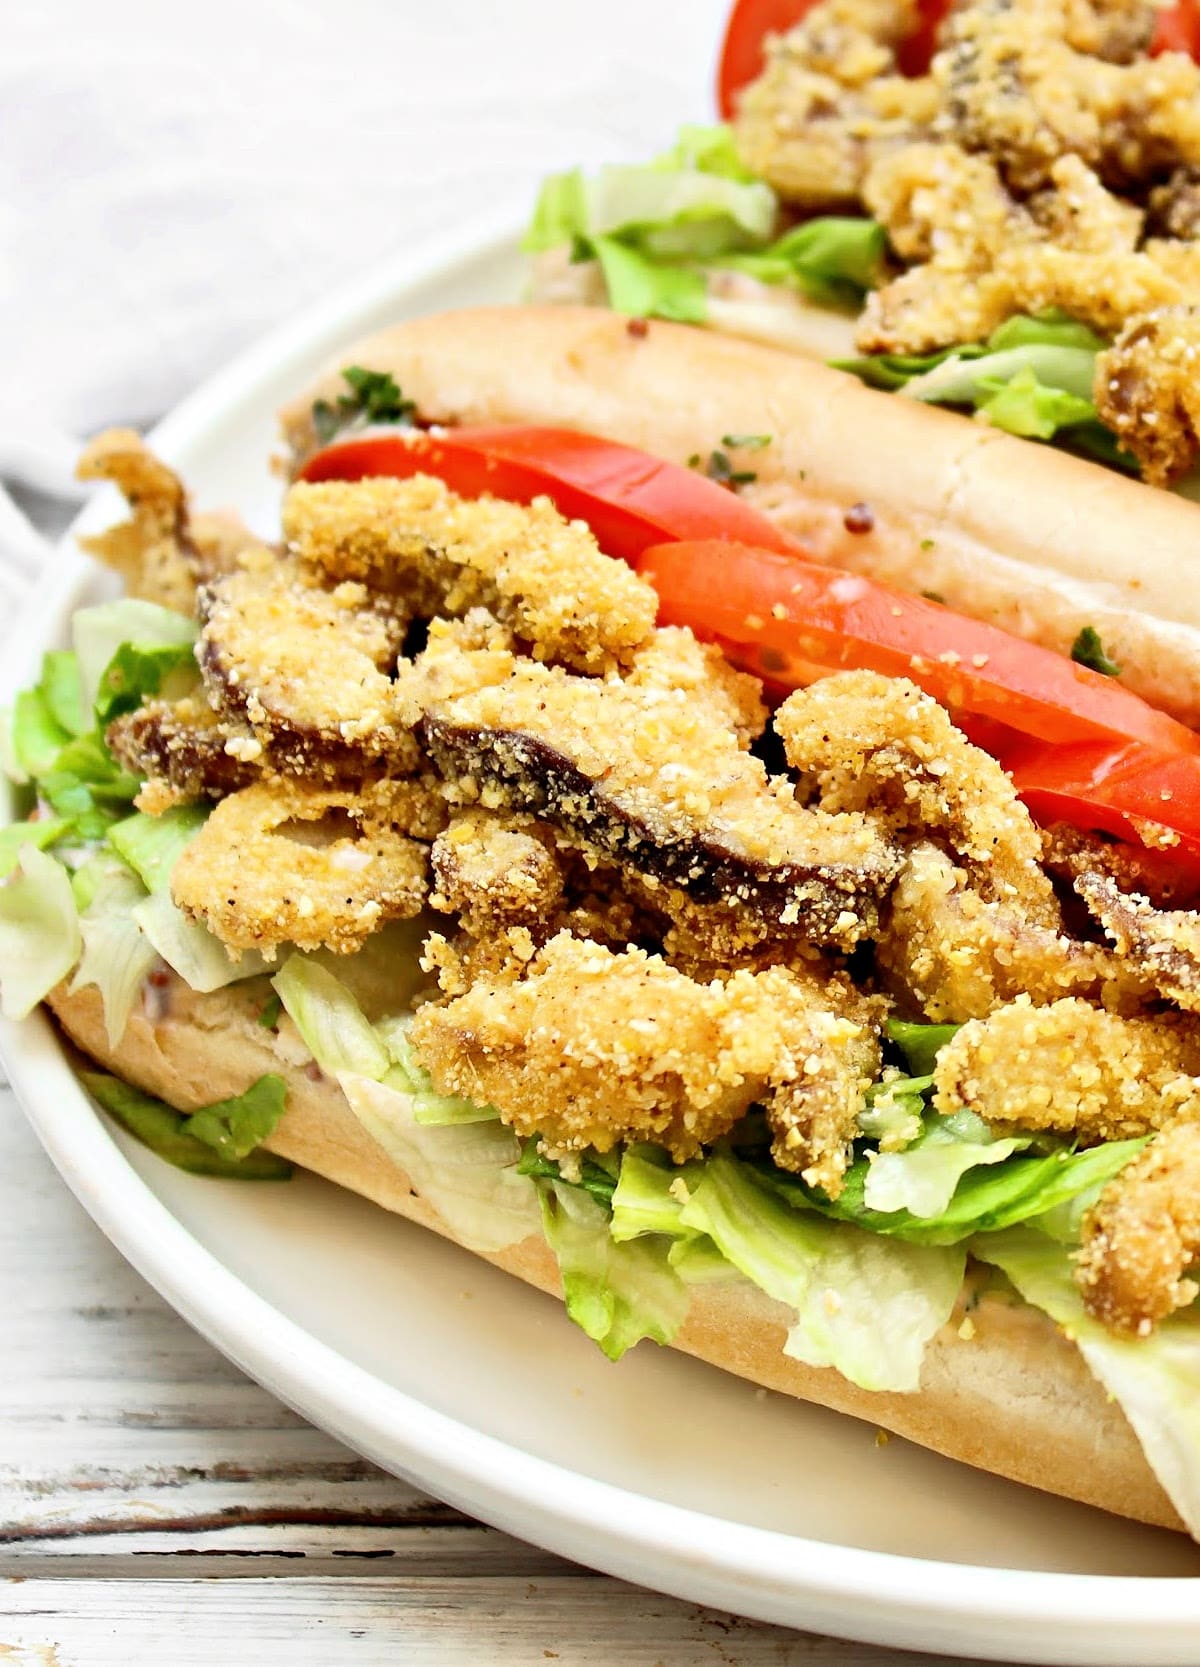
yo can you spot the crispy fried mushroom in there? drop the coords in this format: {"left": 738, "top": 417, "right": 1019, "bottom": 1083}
{"left": 1076, "top": 1120, "right": 1200, "bottom": 1334}
{"left": 171, "top": 777, "right": 442, "bottom": 955}
{"left": 932, "top": 994, "right": 1200, "bottom": 1137}
{"left": 1094, "top": 306, "right": 1200, "bottom": 485}
{"left": 877, "top": 843, "right": 1143, "bottom": 1022}
{"left": 733, "top": 0, "right": 938, "bottom": 207}
{"left": 625, "top": 626, "right": 768, "bottom": 747}
{"left": 1074, "top": 871, "right": 1200, "bottom": 1012}
{"left": 411, "top": 929, "right": 879, "bottom": 1188}
{"left": 776, "top": 671, "right": 1057, "bottom": 920}
{"left": 77, "top": 430, "right": 197, "bottom": 613}
{"left": 198, "top": 557, "right": 417, "bottom": 776}
{"left": 1041, "top": 823, "right": 1200, "bottom": 910}
{"left": 398, "top": 617, "right": 901, "bottom": 950}
{"left": 106, "top": 696, "right": 264, "bottom": 807}
{"left": 283, "top": 475, "right": 657, "bottom": 673}
{"left": 934, "top": 0, "right": 1199, "bottom": 193}
{"left": 429, "top": 810, "right": 565, "bottom": 935}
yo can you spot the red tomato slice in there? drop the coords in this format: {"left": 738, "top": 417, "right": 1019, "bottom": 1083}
{"left": 299, "top": 429, "right": 800, "bottom": 563}
{"left": 716, "top": 0, "right": 954, "bottom": 118}
{"left": 1006, "top": 738, "right": 1200, "bottom": 864}
{"left": 637, "top": 539, "right": 1200, "bottom": 755}
{"left": 717, "top": 0, "right": 817, "bottom": 120}
{"left": 1153, "top": 0, "right": 1200, "bottom": 57}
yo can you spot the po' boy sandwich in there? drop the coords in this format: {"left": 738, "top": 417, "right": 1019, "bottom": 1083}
{"left": 526, "top": 0, "right": 1200, "bottom": 496}
{"left": 10, "top": 304, "right": 1200, "bottom": 1541}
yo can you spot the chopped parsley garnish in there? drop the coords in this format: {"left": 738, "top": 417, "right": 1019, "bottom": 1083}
{"left": 311, "top": 366, "right": 416, "bottom": 446}
{"left": 1071, "top": 626, "right": 1122, "bottom": 678}
{"left": 721, "top": 432, "right": 771, "bottom": 450}
{"left": 689, "top": 448, "right": 757, "bottom": 489}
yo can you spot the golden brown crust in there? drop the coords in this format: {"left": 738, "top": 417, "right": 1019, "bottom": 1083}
{"left": 279, "top": 305, "right": 1200, "bottom": 726}
{"left": 44, "top": 973, "right": 1182, "bottom": 1534}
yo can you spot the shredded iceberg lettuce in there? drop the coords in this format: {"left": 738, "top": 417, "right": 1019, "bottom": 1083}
{"left": 678, "top": 1151, "right": 963, "bottom": 1392}
{"left": 610, "top": 1146, "right": 697, "bottom": 1242}
{"left": 68, "top": 854, "right": 158, "bottom": 1047}
{"left": 539, "top": 1180, "right": 688, "bottom": 1361}
{"left": 379, "top": 1011, "right": 505, "bottom": 1125}
{"left": 109, "top": 806, "right": 209, "bottom": 894}
{"left": 339, "top": 1071, "right": 543, "bottom": 1253}
{"left": 83, "top": 1069, "right": 291, "bottom": 1179}
{"left": 524, "top": 124, "right": 882, "bottom": 327}
{"left": 0, "top": 844, "right": 81, "bottom": 1019}
{"left": 885, "top": 1018, "right": 961, "bottom": 1077}
{"left": 272, "top": 955, "right": 392, "bottom": 1080}
{"left": 781, "top": 1133, "right": 1147, "bottom": 1246}
{"left": 0, "top": 817, "right": 73, "bottom": 879}
{"left": 973, "top": 1228, "right": 1200, "bottom": 1537}
{"left": 131, "top": 892, "right": 270, "bottom": 993}
{"left": 834, "top": 312, "right": 1135, "bottom": 462}
{"left": 864, "top": 1110, "right": 1029, "bottom": 1219}
{"left": 72, "top": 600, "right": 197, "bottom": 713}
{"left": 38, "top": 650, "right": 88, "bottom": 738}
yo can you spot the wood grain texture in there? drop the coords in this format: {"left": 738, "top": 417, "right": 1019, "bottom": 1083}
{"left": 0, "top": 1085, "right": 1007, "bottom": 1665}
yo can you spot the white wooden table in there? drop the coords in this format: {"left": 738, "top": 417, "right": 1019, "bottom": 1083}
{"left": 0, "top": 1080, "right": 1027, "bottom": 1667}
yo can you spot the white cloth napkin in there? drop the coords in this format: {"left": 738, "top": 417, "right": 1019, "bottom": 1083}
{"left": 1, "top": 0, "right": 728, "bottom": 580}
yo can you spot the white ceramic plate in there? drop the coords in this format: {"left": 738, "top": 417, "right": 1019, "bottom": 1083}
{"left": 6, "top": 213, "right": 1200, "bottom": 1665}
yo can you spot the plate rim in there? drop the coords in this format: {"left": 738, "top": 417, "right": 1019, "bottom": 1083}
{"left": 5, "top": 207, "right": 1200, "bottom": 1664}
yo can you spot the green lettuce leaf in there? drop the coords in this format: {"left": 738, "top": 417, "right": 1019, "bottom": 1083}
{"left": 12, "top": 688, "right": 71, "bottom": 778}
{"left": 899, "top": 344, "right": 1098, "bottom": 409}
{"left": 273, "top": 955, "right": 391, "bottom": 1080}
{"left": 538, "top": 1180, "right": 688, "bottom": 1360}
{"left": 108, "top": 805, "right": 209, "bottom": 894}
{"left": 37, "top": 650, "right": 89, "bottom": 737}
{"left": 863, "top": 1110, "right": 1028, "bottom": 1218}
{"left": 131, "top": 891, "right": 270, "bottom": 993}
{"left": 94, "top": 640, "right": 199, "bottom": 727}
{"left": 0, "top": 844, "right": 81, "bottom": 1019}
{"left": 856, "top": 1072, "right": 931, "bottom": 1147}
{"left": 834, "top": 312, "right": 1140, "bottom": 461}
{"left": 525, "top": 125, "right": 775, "bottom": 261}
{"left": 68, "top": 854, "right": 158, "bottom": 1048}
{"left": 37, "top": 732, "right": 141, "bottom": 841}
{"left": 679, "top": 1151, "right": 963, "bottom": 1391}
{"left": 610, "top": 1146, "right": 697, "bottom": 1241}
{"left": 886, "top": 1018, "right": 961, "bottom": 1077}
{"left": 987, "top": 311, "right": 1106, "bottom": 352}
{"left": 339, "top": 1071, "right": 542, "bottom": 1253}
{"left": 589, "top": 236, "right": 708, "bottom": 324}
{"left": 518, "top": 1139, "right": 620, "bottom": 1209}
{"left": 185, "top": 1074, "right": 289, "bottom": 1162}
{"left": 973, "top": 1227, "right": 1200, "bottom": 1536}
{"left": 777, "top": 1135, "right": 1148, "bottom": 1246}
{"left": 662, "top": 122, "right": 761, "bottom": 183}
{"left": 723, "top": 217, "right": 887, "bottom": 306}
{"left": 0, "top": 818, "right": 73, "bottom": 879}
{"left": 72, "top": 599, "right": 197, "bottom": 713}
{"left": 82, "top": 1070, "right": 291, "bottom": 1179}
{"left": 377, "top": 1013, "right": 498, "bottom": 1125}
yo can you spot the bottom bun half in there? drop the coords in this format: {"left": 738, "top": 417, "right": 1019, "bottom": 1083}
{"left": 46, "top": 976, "right": 1181, "bottom": 1534}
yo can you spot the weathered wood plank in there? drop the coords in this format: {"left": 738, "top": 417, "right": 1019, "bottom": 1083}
{"left": 0, "top": 1577, "right": 976, "bottom": 1666}
{"left": 0, "top": 1099, "right": 460, "bottom": 1542}
{"left": 3, "top": 1524, "right": 574, "bottom": 1579}
{"left": 0, "top": 1085, "right": 960, "bottom": 1665}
